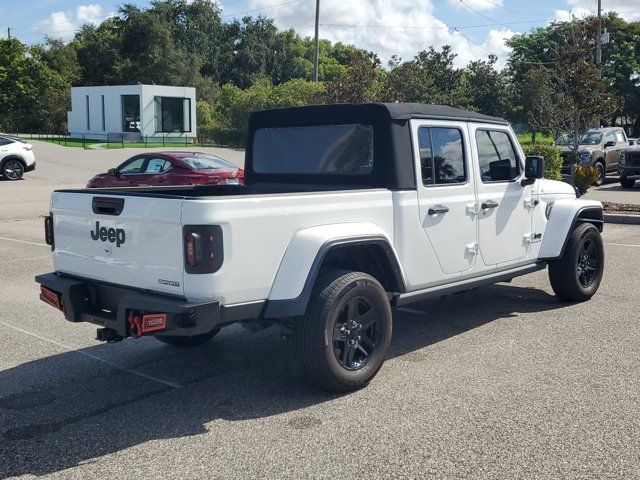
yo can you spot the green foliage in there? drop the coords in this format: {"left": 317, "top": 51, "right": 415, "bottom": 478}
{"left": 523, "top": 143, "right": 563, "bottom": 181}
{"left": 0, "top": 39, "right": 71, "bottom": 133}
{"left": 316, "top": 49, "right": 379, "bottom": 104}
{"left": 574, "top": 165, "right": 601, "bottom": 195}
{"left": 201, "top": 77, "right": 324, "bottom": 144}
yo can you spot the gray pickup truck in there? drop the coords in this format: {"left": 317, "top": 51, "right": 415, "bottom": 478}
{"left": 618, "top": 144, "right": 640, "bottom": 189}
{"left": 557, "top": 127, "right": 629, "bottom": 185}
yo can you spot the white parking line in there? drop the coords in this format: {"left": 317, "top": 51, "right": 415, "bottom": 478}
{"left": 0, "top": 236, "right": 48, "bottom": 247}
{"left": 0, "top": 320, "right": 181, "bottom": 389}
{"left": 604, "top": 242, "right": 640, "bottom": 248}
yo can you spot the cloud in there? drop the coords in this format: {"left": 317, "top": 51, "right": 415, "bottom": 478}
{"left": 449, "top": 0, "right": 504, "bottom": 12}
{"left": 33, "top": 3, "right": 105, "bottom": 41}
{"left": 556, "top": 0, "right": 640, "bottom": 22}
{"left": 241, "top": 0, "right": 517, "bottom": 68}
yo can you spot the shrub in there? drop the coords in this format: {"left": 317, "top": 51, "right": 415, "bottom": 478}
{"left": 523, "top": 143, "right": 563, "bottom": 181}
{"left": 574, "top": 165, "right": 600, "bottom": 195}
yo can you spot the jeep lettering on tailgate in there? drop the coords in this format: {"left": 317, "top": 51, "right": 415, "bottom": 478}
{"left": 90, "top": 221, "right": 125, "bottom": 247}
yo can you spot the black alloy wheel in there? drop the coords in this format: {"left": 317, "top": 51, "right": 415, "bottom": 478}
{"left": 332, "top": 296, "right": 379, "bottom": 371}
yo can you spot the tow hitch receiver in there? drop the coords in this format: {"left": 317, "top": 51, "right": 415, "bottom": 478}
{"left": 129, "top": 313, "right": 167, "bottom": 337}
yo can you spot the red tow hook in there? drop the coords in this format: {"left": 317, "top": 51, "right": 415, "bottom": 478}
{"left": 128, "top": 314, "right": 143, "bottom": 338}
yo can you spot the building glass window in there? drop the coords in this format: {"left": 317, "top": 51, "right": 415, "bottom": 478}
{"left": 154, "top": 97, "right": 191, "bottom": 133}
{"left": 122, "top": 95, "right": 141, "bottom": 132}
{"left": 85, "top": 95, "right": 90, "bottom": 130}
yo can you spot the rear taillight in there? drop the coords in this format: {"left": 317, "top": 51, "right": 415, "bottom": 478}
{"left": 44, "top": 213, "right": 54, "bottom": 250}
{"left": 184, "top": 226, "right": 223, "bottom": 274}
{"left": 185, "top": 231, "right": 201, "bottom": 266}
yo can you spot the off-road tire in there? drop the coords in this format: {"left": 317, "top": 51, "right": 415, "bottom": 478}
{"left": 548, "top": 223, "right": 604, "bottom": 302}
{"left": 156, "top": 328, "right": 220, "bottom": 347}
{"left": 294, "top": 270, "right": 392, "bottom": 392}
{"left": 620, "top": 177, "right": 636, "bottom": 189}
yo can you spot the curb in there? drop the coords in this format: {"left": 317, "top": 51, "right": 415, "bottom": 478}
{"left": 604, "top": 213, "right": 640, "bottom": 225}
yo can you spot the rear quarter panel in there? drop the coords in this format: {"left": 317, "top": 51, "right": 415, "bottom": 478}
{"left": 180, "top": 190, "right": 395, "bottom": 304}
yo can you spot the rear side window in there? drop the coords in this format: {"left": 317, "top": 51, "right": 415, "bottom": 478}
{"left": 615, "top": 131, "right": 626, "bottom": 143}
{"left": 418, "top": 127, "right": 466, "bottom": 185}
{"left": 476, "top": 130, "right": 520, "bottom": 182}
{"left": 145, "top": 158, "right": 172, "bottom": 173}
{"left": 253, "top": 124, "right": 373, "bottom": 176}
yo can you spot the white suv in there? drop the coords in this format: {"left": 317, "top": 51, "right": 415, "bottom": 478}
{"left": 0, "top": 135, "right": 36, "bottom": 180}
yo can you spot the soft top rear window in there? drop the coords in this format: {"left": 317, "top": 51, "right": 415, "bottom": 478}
{"left": 252, "top": 124, "right": 374, "bottom": 176}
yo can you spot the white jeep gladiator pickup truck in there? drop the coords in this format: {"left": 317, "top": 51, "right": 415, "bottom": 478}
{"left": 37, "top": 103, "right": 605, "bottom": 392}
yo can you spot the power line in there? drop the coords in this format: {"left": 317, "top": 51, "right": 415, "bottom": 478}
{"left": 221, "top": 0, "right": 304, "bottom": 19}
{"left": 320, "top": 19, "right": 547, "bottom": 31}
{"left": 458, "top": 0, "right": 513, "bottom": 29}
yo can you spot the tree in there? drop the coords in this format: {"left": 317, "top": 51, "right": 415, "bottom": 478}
{"left": 317, "top": 49, "right": 379, "bottom": 104}
{"left": 465, "top": 55, "right": 507, "bottom": 117}
{"left": 551, "top": 18, "right": 618, "bottom": 180}
{"left": 0, "top": 39, "right": 70, "bottom": 133}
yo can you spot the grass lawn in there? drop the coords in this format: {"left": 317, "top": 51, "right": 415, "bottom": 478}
{"left": 24, "top": 136, "right": 202, "bottom": 149}
{"left": 517, "top": 133, "right": 555, "bottom": 145}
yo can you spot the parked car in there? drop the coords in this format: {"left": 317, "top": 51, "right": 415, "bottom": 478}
{"left": 0, "top": 134, "right": 36, "bottom": 181}
{"left": 37, "top": 103, "right": 604, "bottom": 392}
{"left": 618, "top": 144, "right": 640, "bottom": 189}
{"left": 557, "top": 127, "right": 629, "bottom": 186}
{"left": 86, "top": 152, "right": 243, "bottom": 188}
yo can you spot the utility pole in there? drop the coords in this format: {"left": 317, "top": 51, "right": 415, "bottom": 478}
{"left": 596, "top": 0, "right": 602, "bottom": 66}
{"left": 7, "top": 27, "right": 11, "bottom": 40}
{"left": 312, "top": 0, "right": 320, "bottom": 82}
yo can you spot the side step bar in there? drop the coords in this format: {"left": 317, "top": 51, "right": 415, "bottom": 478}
{"left": 392, "top": 262, "right": 546, "bottom": 307}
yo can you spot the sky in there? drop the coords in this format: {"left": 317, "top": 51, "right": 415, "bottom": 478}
{"left": 1, "top": 0, "right": 639, "bottom": 68}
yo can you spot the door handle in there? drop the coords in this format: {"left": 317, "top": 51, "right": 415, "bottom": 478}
{"left": 428, "top": 205, "right": 449, "bottom": 215}
{"left": 481, "top": 200, "right": 499, "bottom": 210}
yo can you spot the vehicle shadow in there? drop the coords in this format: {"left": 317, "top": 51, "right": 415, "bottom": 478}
{"left": 0, "top": 282, "right": 564, "bottom": 478}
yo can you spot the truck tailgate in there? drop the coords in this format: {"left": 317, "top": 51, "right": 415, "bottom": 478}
{"left": 51, "top": 192, "right": 185, "bottom": 296}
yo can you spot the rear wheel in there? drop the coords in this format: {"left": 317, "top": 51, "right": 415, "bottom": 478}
{"left": 156, "top": 328, "right": 219, "bottom": 347}
{"left": 620, "top": 177, "right": 636, "bottom": 189}
{"left": 2, "top": 159, "right": 24, "bottom": 180}
{"left": 548, "top": 223, "right": 604, "bottom": 302}
{"left": 294, "top": 270, "right": 392, "bottom": 392}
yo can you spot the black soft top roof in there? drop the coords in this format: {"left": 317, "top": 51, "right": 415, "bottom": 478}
{"left": 246, "top": 103, "right": 509, "bottom": 189}
{"left": 250, "top": 103, "right": 508, "bottom": 126}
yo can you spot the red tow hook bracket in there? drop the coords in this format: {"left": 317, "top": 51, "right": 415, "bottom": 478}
{"left": 128, "top": 314, "right": 143, "bottom": 338}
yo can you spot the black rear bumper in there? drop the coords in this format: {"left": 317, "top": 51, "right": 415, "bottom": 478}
{"left": 34, "top": 272, "right": 257, "bottom": 339}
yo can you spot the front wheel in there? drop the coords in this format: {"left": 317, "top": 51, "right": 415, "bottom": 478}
{"left": 595, "top": 162, "right": 606, "bottom": 186}
{"left": 294, "top": 270, "right": 392, "bottom": 392}
{"left": 156, "top": 328, "right": 220, "bottom": 347}
{"left": 620, "top": 177, "right": 636, "bottom": 189}
{"left": 548, "top": 223, "right": 604, "bottom": 302}
{"left": 2, "top": 160, "right": 24, "bottom": 180}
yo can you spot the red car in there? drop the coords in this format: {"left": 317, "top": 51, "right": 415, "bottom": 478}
{"left": 87, "top": 152, "right": 244, "bottom": 188}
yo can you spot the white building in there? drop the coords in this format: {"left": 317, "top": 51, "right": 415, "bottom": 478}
{"left": 67, "top": 84, "right": 197, "bottom": 142}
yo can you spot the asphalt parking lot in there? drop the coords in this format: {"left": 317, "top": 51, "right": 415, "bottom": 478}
{"left": 1, "top": 141, "right": 640, "bottom": 479}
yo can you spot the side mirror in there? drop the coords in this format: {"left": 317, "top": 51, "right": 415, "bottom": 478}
{"left": 108, "top": 168, "right": 117, "bottom": 176}
{"left": 629, "top": 139, "right": 635, "bottom": 146}
{"left": 522, "top": 156, "right": 545, "bottom": 186}
{"left": 604, "top": 140, "right": 616, "bottom": 148}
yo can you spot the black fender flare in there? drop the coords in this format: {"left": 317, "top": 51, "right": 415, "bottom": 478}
{"left": 263, "top": 236, "right": 405, "bottom": 319}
